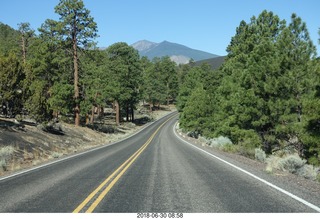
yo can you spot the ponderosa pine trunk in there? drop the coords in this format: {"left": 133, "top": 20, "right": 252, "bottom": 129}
{"left": 131, "top": 104, "right": 134, "bottom": 122}
{"left": 115, "top": 100, "right": 120, "bottom": 126}
{"left": 90, "top": 105, "right": 95, "bottom": 124}
{"left": 167, "top": 82, "right": 170, "bottom": 106}
{"left": 73, "top": 30, "right": 80, "bottom": 126}
{"left": 126, "top": 103, "right": 129, "bottom": 122}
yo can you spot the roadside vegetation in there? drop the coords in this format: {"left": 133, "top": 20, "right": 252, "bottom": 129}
{"left": 177, "top": 11, "right": 320, "bottom": 181}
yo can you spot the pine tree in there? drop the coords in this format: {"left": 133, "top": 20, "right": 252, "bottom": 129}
{"left": 106, "top": 42, "right": 142, "bottom": 124}
{"left": 17, "top": 22, "right": 34, "bottom": 64}
{"left": 215, "top": 11, "right": 286, "bottom": 150}
{"left": 80, "top": 49, "right": 109, "bottom": 124}
{"left": 180, "top": 85, "right": 212, "bottom": 136}
{"left": 0, "top": 53, "right": 24, "bottom": 116}
{"left": 158, "top": 56, "right": 178, "bottom": 105}
{"left": 143, "top": 58, "right": 166, "bottom": 110}
{"left": 22, "top": 19, "right": 73, "bottom": 122}
{"left": 178, "top": 63, "right": 214, "bottom": 112}
{"left": 54, "top": 0, "right": 98, "bottom": 126}
{"left": 274, "top": 14, "right": 317, "bottom": 156}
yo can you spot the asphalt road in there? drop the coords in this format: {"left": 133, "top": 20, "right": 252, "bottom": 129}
{"left": 0, "top": 112, "right": 319, "bottom": 213}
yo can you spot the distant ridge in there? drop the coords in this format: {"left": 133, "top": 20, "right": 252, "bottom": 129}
{"left": 192, "top": 56, "right": 226, "bottom": 70}
{"left": 131, "top": 40, "right": 219, "bottom": 64}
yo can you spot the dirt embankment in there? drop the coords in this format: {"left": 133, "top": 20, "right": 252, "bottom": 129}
{"left": 0, "top": 105, "right": 176, "bottom": 176}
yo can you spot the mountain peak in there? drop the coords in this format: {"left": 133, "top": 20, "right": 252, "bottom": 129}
{"left": 131, "top": 40, "right": 218, "bottom": 64}
{"left": 131, "top": 40, "right": 158, "bottom": 52}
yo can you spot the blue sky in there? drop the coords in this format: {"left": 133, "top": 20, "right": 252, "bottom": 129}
{"left": 0, "top": 0, "right": 319, "bottom": 56}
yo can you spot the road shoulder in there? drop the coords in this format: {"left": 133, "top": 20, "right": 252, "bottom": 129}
{"left": 173, "top": 122, "right": 320, "bottom": 210}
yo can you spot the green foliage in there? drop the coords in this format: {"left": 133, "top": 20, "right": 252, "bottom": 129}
{"left": 48, "top": 82, "right": 73, "bottom": 116}
{"left": 0, "top": 53, "right": 25, "bottom": 115}
{"left": 143, "top": 56, "right": 178, "bottom": 107}
{"left": 54, "top": 0, "right": 98, "bottom": 48}
{"left": 178, "top": 10, "right": 320, "bottom": 165}
{"left": 177, "top": 63, "right": 217, "bottom": 111}
{"left": 143, "top": 59, "right": 167, "bottom": 107}
{"left": 17, "top": 22, "right": 35, "bottom": 63}
{"left": 106, "top": 42, "right": 142, "bottom": 121}
{"left": 22, "top": 36, "right": 69, "bottom": 121}
{"left": 159, "top": 56, "right": 179, "bottom": 105}
{"left": 80, "top": 49, "right": 110, "bottom": 123}
{"left": 180, "top": 85, "right": 212, "bottom": 136}
{"left": 0, "top": 22, "right": 19, "bottom": 56}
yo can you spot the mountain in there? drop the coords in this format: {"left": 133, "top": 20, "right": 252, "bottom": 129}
{"left": 131, "top": 40, "right": 219, "bottom": 64}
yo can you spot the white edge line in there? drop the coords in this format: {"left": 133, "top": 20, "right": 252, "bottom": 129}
{"left": 173, "top": 122, "right": 320, "bottom": 213}
{"left": 0, "top": 111, "right": 177, "bottom": 182}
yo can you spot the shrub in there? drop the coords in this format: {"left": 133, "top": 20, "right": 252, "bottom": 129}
{"left": 51, "top": 152, "right": 62, "bottom": 159}
{"left": 266, "top": 153, "right": 320, "bottom": 180}
{"left": 222, "top": 143, "right": 241, "bottom": 153}
{"left": 0, "top": 146, "right": 15, "bottom": 171}
{"left": 198, "top": 135, "right": 210, "bottom": 145}
{"left": 255, "top": 148, "right": 267, "bottom": 163}
{"left": 232, "top": 130, "right": 262, "bottom": 159}
{"left": 266, "top": 155, "right": 281, "bottom": 173}
{"left": 278, "top": 154, "right": 306, "bottom": 174}
{"left": 296, "top": 164, "right": 319, "bottom": 180}
{"left": 0, "top": 159, "right": 6, "bottom": 171}
{"left": 209, "top": 136, "right": 233, "bottom": 150}
{"left": 237, "top": 146, "right": 256, "bottom": 159}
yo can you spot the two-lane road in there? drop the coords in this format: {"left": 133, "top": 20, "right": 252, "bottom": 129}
{"left": 0, "top": 113, "right": 319, "bottom": 213}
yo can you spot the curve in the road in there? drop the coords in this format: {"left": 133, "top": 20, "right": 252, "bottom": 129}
{"left": 74, "top": 115, "right": 176, "bottom": 213}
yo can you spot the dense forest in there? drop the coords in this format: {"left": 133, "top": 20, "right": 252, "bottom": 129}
{"left": 178, "top": 11, "right": 320, "bottom": 167}
{"left": 1, "top": 1, "right": 320, "bottom": 169}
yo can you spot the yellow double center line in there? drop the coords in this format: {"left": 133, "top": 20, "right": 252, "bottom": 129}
{"left": 73, "top": 115, "right": 176, "bottom": 213}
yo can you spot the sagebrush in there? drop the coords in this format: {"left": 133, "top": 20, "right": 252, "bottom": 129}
{"left": 0, "top": 146, "right": 15, "bottom": 171}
